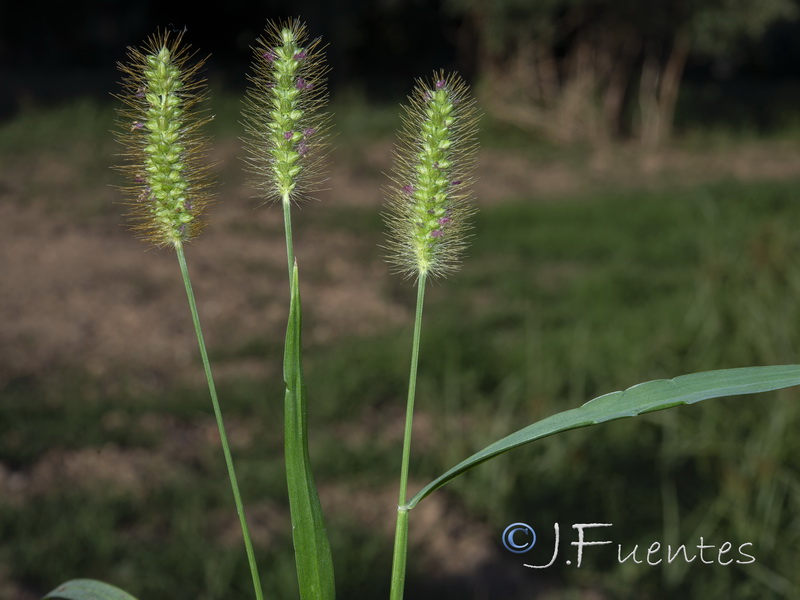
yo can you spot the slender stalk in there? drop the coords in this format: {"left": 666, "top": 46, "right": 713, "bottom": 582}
{"left": 389, "top": 507, "right": 410, "bottom": 600}
{"left": 175, "top": 242, "right": 264, "bottom": 600}
{"left": 389, "top": 271, "right": 428, "bottom": 600}
{"left": 282, "top": 193, "right": 295, "bottom": 281}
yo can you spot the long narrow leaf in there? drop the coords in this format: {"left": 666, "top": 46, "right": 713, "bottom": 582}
{"left": 408, "top": 365, "right": 800, "bottom": 508}
{"left": 284, "top": 262, "right": 336, "bottom": 600}
{"left": 43, "top": 579, "right": 138, "bottom": 600}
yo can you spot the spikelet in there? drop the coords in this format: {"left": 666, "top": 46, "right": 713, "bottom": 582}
{"left": 242, "top": 19, "right": 330, "bottom": 205}
{"left": 114, "top": 30, "right": 214, "bottom": 248}
{"left": 384, "top": 72, "right": 479, "bottom": 279}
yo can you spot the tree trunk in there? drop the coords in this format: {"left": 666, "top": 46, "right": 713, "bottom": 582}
{"left": 600, "top": 34, "right": 640, "bottom": 138}
{"left": 638, "top": 34, "right": 690, "bottom": 147}
{"left": 657, "top": 33, "right": 690, "bottom": 142}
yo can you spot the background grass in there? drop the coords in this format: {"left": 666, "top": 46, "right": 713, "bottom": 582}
{"left": 1, "top": 95, "right": 800, "bottom": 600}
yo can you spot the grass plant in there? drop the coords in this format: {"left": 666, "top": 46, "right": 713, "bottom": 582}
{"left": 242, "top": 20, "right": 335, "bottom": 600}
{"left": 3, "top": 17, "right": 800, "bottom": 600}
{"left": 112, "top": 29, "right": 263, "bottom": 600}
{"left": 382, "top": 71, "right": 479, "bottom": 600}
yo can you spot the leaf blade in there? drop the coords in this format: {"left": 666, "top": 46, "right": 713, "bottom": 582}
{"left": 407, "top": 365, "right": 800, "bottom": 508}
{"left": 284, "top": 263, "right": 336, "bottom": 600}
{"left": 43, "top": 579, "right": 138, "bottom": 600}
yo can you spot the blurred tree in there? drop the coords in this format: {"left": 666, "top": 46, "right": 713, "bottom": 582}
{"left": 446, "top": 0, "right": 797, "bottom": 145}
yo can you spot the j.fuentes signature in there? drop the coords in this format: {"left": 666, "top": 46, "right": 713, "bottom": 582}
{"left": 502, "top": 522, "right": 755, "bottom": 568}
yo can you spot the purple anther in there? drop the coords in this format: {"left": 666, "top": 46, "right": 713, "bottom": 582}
{"left": 295, "top": 77, "right": 314, "bottom": 90}
{"left": 132, "top": 121, "right": 144, "bottom": 130}
{"left": 431, "top": 229, "right": 444, "bottom": 238}
{"left": 438, "top": 217, "right": 451, "bottom": 225}
{"left": 450, "top": 179, "right": 462, "bottom": 186}
{"left": 135, "top": 88, "right": 146, "bottom": 99}
{"left": 435, "top": 80, "right": 446, "bottom": 89}
{"left": 293, "top": 50, "right": 307, "bottom": 60}
{"left": 297, "top": 141, "right": 309, "bottom": 157}
{"left": 284, "top": 131, "right": 294, "bottom": 140}
{"left": 402, "top": 185, "right": 414, "bottom": 195}
{"left": 303, "top": 127, "right": 316, "bottom": 137}
{"left": 263, "top": 50, "right": 276, "bottom": 62}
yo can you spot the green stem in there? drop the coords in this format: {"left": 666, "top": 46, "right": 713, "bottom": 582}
{"left": 389, "top": 507, "right": 409, "bottom": 600}
{"left": 282, "top": 193, "right": 295, "bottom": 282}
{"left": 389, "top": 272, "right": 428, "bottom": 600}
{"left": 175, "top": 242, "right": 264, "bottom": 600}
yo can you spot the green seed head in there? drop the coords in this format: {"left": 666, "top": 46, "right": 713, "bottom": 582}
{"left": 242, "top": 19, "right": 330, "bottom": 205}
{"left": 114, "top": 30, "right": 213, "bottom": 248}
{"left": 384, "top": 72, "right": 479, "bottom": 279}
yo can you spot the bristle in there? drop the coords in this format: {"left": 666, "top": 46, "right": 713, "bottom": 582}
{"left": 114, "top": 30, "right": 214, "bottom": 247}
{"left": 384, "top": 71, "right": 479, "bottom": 279}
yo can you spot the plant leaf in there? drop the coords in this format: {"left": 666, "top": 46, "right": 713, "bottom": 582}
{"left": 407, "top": 365, "right": 800, "bottom": 508}
{"left": 43, "top": 579, "right": 138, "bottom": 600}
{"left": 284, "top": 262, "right": 336, "bottom": 600}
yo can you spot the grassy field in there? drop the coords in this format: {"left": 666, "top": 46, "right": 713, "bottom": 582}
{"left": 1, "top": 96, "right": 800, "bottom": 600}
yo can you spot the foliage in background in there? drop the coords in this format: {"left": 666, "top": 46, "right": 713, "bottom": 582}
{"left": 445, "top": 0, "right": 797, "bottom": 145}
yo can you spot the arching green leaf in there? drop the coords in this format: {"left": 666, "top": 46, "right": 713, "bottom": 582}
{"left": 408, "top": 365, "right": 800, "bottom": 508}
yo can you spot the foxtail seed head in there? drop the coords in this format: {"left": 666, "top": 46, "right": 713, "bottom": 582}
{"left": 384, "top": 72, "right": 479, "bottom": 279}
{"left": 242, "top": 19, "right": 330, "bottom": 205}
{"left": 114, "top": 30, "right": 214, "bottom": 248}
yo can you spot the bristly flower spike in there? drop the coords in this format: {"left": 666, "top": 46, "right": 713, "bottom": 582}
{"left": 384, "top": 71, "right": 479, "bottom": 280}
{"left": 242, "top": 19, "right": 330, "bottom": 206}
{"left": 114, "top": 30, "right": 214, "bottom": 248}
